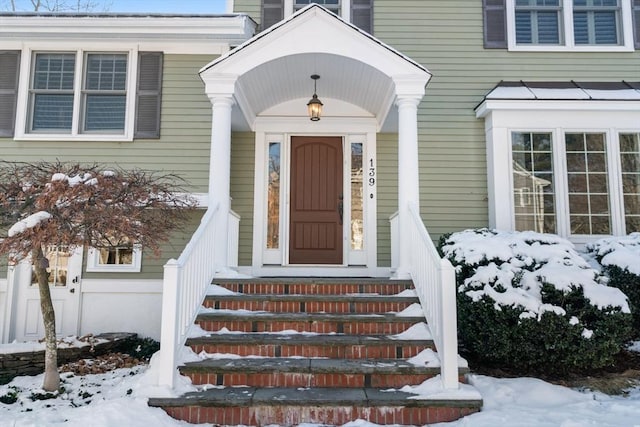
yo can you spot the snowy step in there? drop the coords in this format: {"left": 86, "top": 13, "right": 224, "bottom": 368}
{"left": 195, "top": 311, "right": 425, "bottom": 334}
{"left": 203, "top": 293, "right": 420, "bottom": 314}
{"left": 180, "top": 356, "right": 467, "bottom": 388}
{"left": 186, "top": 332, "right": 434, "bottom": 359}
{"left": 149, "top": 386, "right": 482, "bottom": 426}
{"left": 213, "top": 278, "right": 414, "bottom": 296}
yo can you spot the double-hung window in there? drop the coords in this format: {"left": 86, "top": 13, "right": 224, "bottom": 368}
{"left": 515, "top": 0, "right": 563, "bottom": 44}
{"left": 5, "top": 48, "right": 163, "bottom": 141}
{"left": 573, "top": 0, "right": 622, "bottom": 44}
{"left": 29, "top": 52, "right": 128, "bottom": 135}
{"left": 261, "top": 0, "right": 373, "bottom": 34}
{"left": 484, "top": 0, "right": 638, "bottom": 50}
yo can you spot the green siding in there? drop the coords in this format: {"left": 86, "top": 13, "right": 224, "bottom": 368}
{"left": 373, "top": 0, "right": 639, "bottom": 240}
{"left": 234, "top": 0, "right": 262, "bottom": 24}
{"left": 83, "top": 210, "right": 204, "bottom": 280}
{"left": 0, "top": 54, "right": 214, "bottom": 193}
{"left": 230, "top": 132, "right": 256, "bottom": 266}
{"left": 376, "top": 133, "right": 398, "bottom": 267}
{"left": 0, "top": 54, "right": 215, "bottom": 278}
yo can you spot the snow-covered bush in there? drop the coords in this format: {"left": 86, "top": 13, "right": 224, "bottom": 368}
{"left": 587, "top": 233, "right": 640, "bottom": 337}
{"left": 439, "top": 228, "right": 633, "bottom": 376}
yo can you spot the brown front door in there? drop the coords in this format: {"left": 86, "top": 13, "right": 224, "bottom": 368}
{"left": 289, "top": 136, "right": 343, "bottom": 264}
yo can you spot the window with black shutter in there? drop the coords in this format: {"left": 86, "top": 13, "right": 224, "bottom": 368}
{"left": 262, "top": 0, "right": 284, "bottom": 30}
{"left": 483, "top": 0, "right": 508, "bottom": 48}
{"left": 135, "top": 52, "right": 163, "bottom": 139}
{"left": 0, "top": 51, "right": 20, "bottom": 137}
{"left": 351, "top": 0, "right": 373, "bottom": 34}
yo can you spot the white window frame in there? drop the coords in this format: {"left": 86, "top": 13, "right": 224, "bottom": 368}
{"left": 507, "top": 0, "right": 635, "bottom": 51}
{"left": 477, "top": 99, "right": 640, "bottom": 244}
{"left": 86, "top": 245, "right": 142, "bottom": 273}
{"left": 285, "top": 0, "right": 352, "bottom": 22}
{"left": 14, "top": 42, "right": 138, "bottom": 142}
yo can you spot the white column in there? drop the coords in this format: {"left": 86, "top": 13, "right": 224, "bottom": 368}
{"left": 209, "top": 95, "right": 235, "bottom": 267}
{"left": 396, "top": 96, "right": 421, "bottom": 279}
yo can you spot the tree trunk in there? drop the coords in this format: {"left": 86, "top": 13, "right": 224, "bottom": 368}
{"left": 32, "top": 246, "right": 60, "bottom": 392}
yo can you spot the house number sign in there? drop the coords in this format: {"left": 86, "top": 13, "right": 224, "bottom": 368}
{"left": 368, "top": 158, "right": 375, "bottom": 199}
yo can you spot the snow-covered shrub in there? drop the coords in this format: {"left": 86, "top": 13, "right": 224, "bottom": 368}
{"left": 587, "top": 233, "right": 640, "bottom": 337}
{"left": 439, "top": 228, "right": 633, "bottom": 376}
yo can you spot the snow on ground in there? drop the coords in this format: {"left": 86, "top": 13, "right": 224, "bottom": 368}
{"left": 2, "top": 363, "right": 640, "bottom": 427}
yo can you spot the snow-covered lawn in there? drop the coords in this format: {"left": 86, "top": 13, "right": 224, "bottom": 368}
{"left": 1, "top": 358, "right": 639, "bottom": 427}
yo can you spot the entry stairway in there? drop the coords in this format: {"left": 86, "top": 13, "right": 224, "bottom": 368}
{"left": 148, "top": 278, "right": 482, "bottom": 426}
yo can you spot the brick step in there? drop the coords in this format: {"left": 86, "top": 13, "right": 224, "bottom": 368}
{"left": 149, "top": 387, "right": 482, "bottom": 426}
{"left": 181, "top": 357, "right": 461, "bottom": 388}
{"left": 203, "top": 294, "right": 420, "bottom": 313}
{"left": 195, "top": 312, "right": 425, "bottom": 334}
{"left": 186, "top": 333, "right": 433, "bottom": 359}
{"left": 213, "top": 278, "right": 414, "bottom": 296}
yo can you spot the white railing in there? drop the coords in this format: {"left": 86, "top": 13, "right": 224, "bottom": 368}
{"left": 391, "top": 204, "right": 459, "bottom": 389}
{"left": 228, "top": 210, "right": 240, "bottom": 268}
{"left": 157, "top": 204, "right": 234, "bottom": 388}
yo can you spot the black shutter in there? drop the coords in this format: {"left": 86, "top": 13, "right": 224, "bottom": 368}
{"left": 135, "top": 52, "right": 163, "bottom": 139}
{"left": 483, "top": 0, "right": 507, "bottom": 49}
{"left": 262, "top": 0, "right": 284, "bottom": 30}
{"left": 351, "top": 0, "right": 373, "bottom": 34}
{"left": 634, "top": 0, "right": 640, "bottom": 49}
{"left": 0, "top": 51, "right": 20, "bottom": 137}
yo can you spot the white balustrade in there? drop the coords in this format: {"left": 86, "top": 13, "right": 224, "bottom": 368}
{"left": 391, "top": 203, "right": 459, "bottom": 390}
{"left": 157, "top": 204, "right": 235, "bottom": 388}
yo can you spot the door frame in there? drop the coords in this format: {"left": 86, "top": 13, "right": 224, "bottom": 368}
{"left": 10, "top": 247, "right": 83, "bottom": 342}
{"left": 251, "top": 116, "right": 379, "bottom": 276}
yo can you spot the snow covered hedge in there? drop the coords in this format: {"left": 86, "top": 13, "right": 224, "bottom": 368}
{"left": 439, "top": 229, "right": 633, "bottom": 376}
{"left": 587, "top": 233, "right": 640, "bottom": 337}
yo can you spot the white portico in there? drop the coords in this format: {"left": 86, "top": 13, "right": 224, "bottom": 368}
{"left": 200, "top": 4, "right": 431, "bottom": 277}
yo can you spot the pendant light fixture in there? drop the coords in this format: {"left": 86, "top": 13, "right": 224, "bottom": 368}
{"left": 307, "top": 74, "right": 323, "bottom": 121}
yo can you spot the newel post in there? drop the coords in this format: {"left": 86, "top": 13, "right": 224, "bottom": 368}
{"left": 157, "top": 259, "right": 180, "bottom": 388}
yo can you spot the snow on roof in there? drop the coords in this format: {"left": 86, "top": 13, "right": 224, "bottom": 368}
{"left": 482, "top": 81, "right": 640, "bottom": 102}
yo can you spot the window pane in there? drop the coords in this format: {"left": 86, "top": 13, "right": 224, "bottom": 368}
{"left": 33, "top": 53, "right": 75, "bottom": 90}
{"left": 32, "top": 246, "right": 70, "bottom": 287}
{"left": 267, "top": 142, "right": 280, "bottom": 249}
{"left": 573, "top": 0, "right": 620, "bottom": 45}
{"left": 512, "top": 132, "right": 556, "bottom": 233}
{"left": 98, "top": 247, "right": 133, "bottom": 265}
{"left": 515, "top": 1, "right": 562, "bottom": 44}
{"left": 351, "top": 143, "right": 364, "bottom": 250}
{"left": 86, "top": 54, "right": 127, "bottom": 91}
{"left": 620, "top": 133, "right": 640, "bottom": 233}
{"left": 565, "top": 133, "right": 610, "bottom": 234}
{"left": 32, "top": 94, "right": 73, "bottom": 130}
{"left": 84, "top": 94, "right": 126, "bottom": 131}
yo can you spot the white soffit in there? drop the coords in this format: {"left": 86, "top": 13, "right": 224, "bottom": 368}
{"left": 202, "top": 4, "right": 430, "bottom": 131}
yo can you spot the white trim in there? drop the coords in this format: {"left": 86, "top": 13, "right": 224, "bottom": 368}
{"left": 478, "top": 99, "right": 640, "bottom": 241}
{"left": 14, "top": 45, "right": 138, "bottom": 141}
{"left": 252, "top": 117, "right": 378, "bottom": 275}
{"left": 80, "top": 279, "right": 162, "bottom": 293}
{"left": 0, "top": 15, "right": 254, "bottom": 54}
{"left": 506, "top": 0, "right": 635, "bottom": 52}
{"left": 285, "top": 0, "right": 352, "bottom": 21}
{"left": 86, "top": 245, "right": 143, "bottom": 273}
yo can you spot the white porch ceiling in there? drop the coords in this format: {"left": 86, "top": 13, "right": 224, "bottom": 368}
{"left": 231, "top": 52, "right": 397, "bottom": 131}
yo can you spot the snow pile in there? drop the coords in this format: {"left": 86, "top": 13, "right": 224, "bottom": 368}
{"left": 441, "top": 228, "right": 630, "bottom": 320}
{"left": 587, "top": 233, "right": 640, "bottom": 276}
{"left": 7, "top": 211, "right": 51, "bottom": 237}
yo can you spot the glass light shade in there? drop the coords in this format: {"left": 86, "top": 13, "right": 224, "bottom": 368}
{"left": 307, "top": 94, "right": 323, "bottom": 121}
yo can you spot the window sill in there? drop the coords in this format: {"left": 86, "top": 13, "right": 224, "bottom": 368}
{"left": 508, "top": 44, "right": 635, "bottom": 52}
{"left": 14, "top": 133, "right": 134, "bottom": 142}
